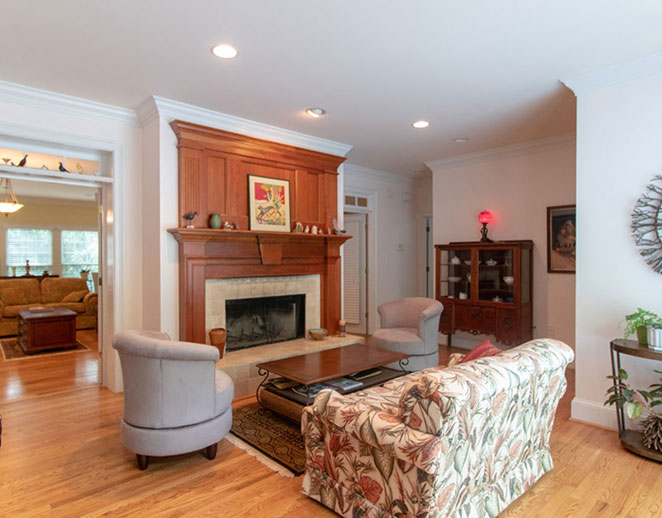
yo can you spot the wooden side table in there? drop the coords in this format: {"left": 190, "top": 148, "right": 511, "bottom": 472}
{"left": 610, "top": 339, "right": 662, "bottom": 463}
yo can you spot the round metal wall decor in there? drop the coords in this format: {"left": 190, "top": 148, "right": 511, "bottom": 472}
{"left": 632, "top": 175, "right": 662, "bottom": 273}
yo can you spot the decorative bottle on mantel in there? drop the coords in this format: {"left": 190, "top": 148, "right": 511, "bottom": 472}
{"left": 209, "top": 213, "right": 221, "bottom": 229}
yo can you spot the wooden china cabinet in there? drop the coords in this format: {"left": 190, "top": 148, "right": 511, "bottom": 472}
{"left": 435, "top": 241, "right": 533, "bottom": 346}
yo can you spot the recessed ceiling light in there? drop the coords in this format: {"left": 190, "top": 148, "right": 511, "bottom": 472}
{"left": 211, "top": 44, "right": 238, "bottom": 59}
{"left": 305, "top": 107, "right": 326, "bottom": 118}
{"left": 412, "top": 120, "right": 430, "bottom": 129}
{"left": 454, "top": 137, "right": 470, "bottom": 143}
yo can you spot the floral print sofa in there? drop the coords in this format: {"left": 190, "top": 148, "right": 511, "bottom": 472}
{"left": 301, "top": 339, "right": 574, "bottom": 518}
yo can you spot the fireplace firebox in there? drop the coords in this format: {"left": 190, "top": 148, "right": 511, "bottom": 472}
{"left": 225, "top": 294, "right": 306, "bottom": 351}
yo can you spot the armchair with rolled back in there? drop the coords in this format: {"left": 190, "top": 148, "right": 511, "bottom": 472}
{"left": 372, "top": 297, "right": 444, "bottom": 371}
{"left": 113, "top": 330, "right": 233, "bottom": 470}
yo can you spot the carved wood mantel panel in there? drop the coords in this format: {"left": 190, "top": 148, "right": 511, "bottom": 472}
{"left": 169, "top": 229, "right": 350, "bottom": 344}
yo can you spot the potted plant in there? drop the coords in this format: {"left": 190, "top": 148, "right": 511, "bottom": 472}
{"left": 622, "top": 308, "right": 662, "bottom": 345}
{"left": 605, "top": 369, "right": 662, "bottom": 452}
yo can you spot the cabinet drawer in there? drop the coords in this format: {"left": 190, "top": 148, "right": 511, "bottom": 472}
{"left": 455, "top": 305, "right": 496, "bottom": 334}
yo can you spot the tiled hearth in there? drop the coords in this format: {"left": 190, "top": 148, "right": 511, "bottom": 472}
{"left": 217, "top": 334, "right": 363, "bottom": 399}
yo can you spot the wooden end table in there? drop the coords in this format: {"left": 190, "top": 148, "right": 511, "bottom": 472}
{"left": 18, "top": 308, "right": 77, "bottom": 354}
{"left": 610, "top": 339, "right": 662, "bottom": 463}
{"left": 255, "top": 343, "right": 410, "bottom": 422}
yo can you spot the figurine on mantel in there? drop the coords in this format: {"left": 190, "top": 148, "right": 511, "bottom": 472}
{"left": 311, "top": 225, "right": 318, "bottom": 234}
{"left": 183, "top": 211, "right": 198, "bottom": 228}
{"left": 293, "top": 221, "right": 303, "bottom": 232}
{"left": 318, "top": 228, "right": 323, "bottom": 234}
{"left": 304, "top": 225, "right": 310, "bottom": 233}
{"left": 223, "top": 221, "right": 233, "bottom": 230}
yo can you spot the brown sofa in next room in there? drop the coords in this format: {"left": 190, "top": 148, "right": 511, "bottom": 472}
{"left": 0, "top": 277, "right": 97, "bottom": 336}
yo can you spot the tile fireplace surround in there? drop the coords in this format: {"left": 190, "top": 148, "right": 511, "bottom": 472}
{"left": 205, "top": 274, "right": 321, "bottom": 338}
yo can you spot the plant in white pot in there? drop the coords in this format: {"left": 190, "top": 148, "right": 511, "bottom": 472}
{"left": 605, "top": 369, "right": 662, "bottom": 452}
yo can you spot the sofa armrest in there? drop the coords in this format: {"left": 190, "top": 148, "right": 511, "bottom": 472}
{"left": 83, "top": 292, "right": 98, "bottom": 315}
{"left": 306, "top": 388, "right": 444, "bottom": 474}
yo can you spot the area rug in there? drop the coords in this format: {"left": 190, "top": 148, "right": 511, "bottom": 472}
{"left": 230, "top": 402, "right": 306, "bottom": 475}
{"left": 0, "top": 339, "right": 90, "bottom": 360}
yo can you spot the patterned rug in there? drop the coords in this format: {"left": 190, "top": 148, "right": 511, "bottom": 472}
{"left": 231, "top": 402, "right": 306, "bottom": 475}
{"left": 0, "top": 339, "right": 89, "bottom": 360}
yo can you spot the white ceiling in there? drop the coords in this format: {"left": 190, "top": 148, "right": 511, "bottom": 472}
{"left": 2, "top": 1, "right": 662, "bottom": 175}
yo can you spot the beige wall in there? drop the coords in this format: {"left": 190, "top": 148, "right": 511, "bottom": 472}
{"left": 428, "top": 135, "right": 576, "bottom": 350}
{"left": 0, "top": 199, "right": 98, "bottom": 276}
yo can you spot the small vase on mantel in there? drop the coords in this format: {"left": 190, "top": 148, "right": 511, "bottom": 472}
{"left": 209, "top": 213, "right": 222, "bottom": 229}
{"left": 209, "top": 328, "right": 227, "bottom": 359}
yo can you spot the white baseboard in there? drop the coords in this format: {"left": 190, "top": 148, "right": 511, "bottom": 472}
{"left": 571, "top": 397, "right": 618, "bottom": 430}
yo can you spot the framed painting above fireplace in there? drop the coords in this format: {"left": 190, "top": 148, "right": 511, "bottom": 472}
{"left": 248, "top": 175, "right": 291, "bottom": 232}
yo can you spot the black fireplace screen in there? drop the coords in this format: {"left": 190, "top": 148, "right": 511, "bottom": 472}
{"left": 225, "top": 294, "right": 305, "bottom": 351}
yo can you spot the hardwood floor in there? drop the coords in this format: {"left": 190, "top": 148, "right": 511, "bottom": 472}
{"left": 0, "top": 344, "right": 660, "bottom": 517}
{"left": 0, "top": 329, "right": 98, "bottom": 403}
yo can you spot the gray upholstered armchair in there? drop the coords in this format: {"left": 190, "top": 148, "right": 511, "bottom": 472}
{"left": 372, "top": 297, "right": 443, "bottom": 371}
{"left": 113, "top": 330, "right": 233, "bottom": 470}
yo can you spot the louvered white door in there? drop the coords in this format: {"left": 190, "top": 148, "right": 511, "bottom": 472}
{"left": 343, "top": 213, "right": 367, "bottom": 334}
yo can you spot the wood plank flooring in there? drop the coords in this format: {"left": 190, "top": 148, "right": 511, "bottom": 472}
{"left": 0, "top": 329, "right": 98, "bottom": 403}
{"left": 0, "top": 345, "right": 659, "bottom": 517}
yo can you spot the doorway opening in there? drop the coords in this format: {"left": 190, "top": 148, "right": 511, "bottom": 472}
{"left": 343, "top": 212, "right": 368, "bottom": 334}
{"left": 0, "top": 143, "right": 111, "bottom": 403}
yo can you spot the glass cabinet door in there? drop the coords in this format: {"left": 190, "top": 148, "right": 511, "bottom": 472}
{"left": 477, "top": 248, "right": 514, "bottom": 303}
{"left": 439, "top": 249, "right": 472, "bottom": 300}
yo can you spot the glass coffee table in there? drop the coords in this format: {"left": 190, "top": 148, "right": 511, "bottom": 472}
{"left": 255, "top": 342, "right": 410, "bottom": 422}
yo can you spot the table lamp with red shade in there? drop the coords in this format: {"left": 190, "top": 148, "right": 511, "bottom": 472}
{"left": 478, "top": 210, "right": 493, "bottom": 243}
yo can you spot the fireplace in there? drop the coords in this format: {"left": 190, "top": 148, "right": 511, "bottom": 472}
{"left": 225, "top": 294, "right": 306, "bottom": 351}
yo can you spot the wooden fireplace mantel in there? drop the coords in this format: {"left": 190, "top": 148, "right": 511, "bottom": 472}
{"left": 168, "top": 228, "right": 351, "bottom": 344}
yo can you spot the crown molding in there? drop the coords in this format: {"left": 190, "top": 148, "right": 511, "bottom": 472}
{"left": 561, "top": 51, "right": 662, "bottom": 96}
{"left": 425, "top": 133, "right": 576, "bottom": 171}
{"left": 343, "top": 163, "right": 415, "bottom": 184}
{"left": 136, "top": 95, "right": 353, "bottom": 157}
{"left": 0, "top": 80, "right": 139, "bottom": 127}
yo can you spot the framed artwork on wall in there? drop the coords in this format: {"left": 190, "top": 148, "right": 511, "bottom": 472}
{"left": 547, "top": 204, "right": 576, "bottom": 273}
{"left": 248, "top": 175, "right": 291, "bottom": 232}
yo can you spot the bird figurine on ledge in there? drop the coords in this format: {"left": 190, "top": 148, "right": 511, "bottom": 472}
{"left": 183, "top": 211, "right": 198, "bottom": 228}
{"left": 17, "top": 155, "right": 27, "bottom": 167}
{"left": 58, "top": 162, "right": 68, "bottom": 172}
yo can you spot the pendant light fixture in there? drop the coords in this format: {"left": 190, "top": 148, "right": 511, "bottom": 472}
{"left": 0, "top": 178, "right": 24, "bottom": 215}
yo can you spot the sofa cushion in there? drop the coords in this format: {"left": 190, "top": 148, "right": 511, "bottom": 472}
{"left": 1, "top": 287, "right": 28, "bottom": 306}
{"left": 372, "top": 328, "right": 430, "bottom": 355}
{"left": 62, "top": 290, "right": 88, "bottom": 302}
{"left": 47, "top": 302, "right": 86, "bottom": 313}
{"left": 3, "top": 302, "right": 85, "bottom": 318}
{"left": 41, "top": 277, "right": 89, "bottom": 303}
{"left": 0, "top": 279, "right": 41, "bottom": 304}
{"left": 398, "top": 373, "right": 444, "bottom": 436}
{"left": 459, "top": 340, "right": 501, "bottom": 364}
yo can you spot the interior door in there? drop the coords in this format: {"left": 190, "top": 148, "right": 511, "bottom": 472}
{"left": 343, "top": 213, "right": 367, "bottom": 334}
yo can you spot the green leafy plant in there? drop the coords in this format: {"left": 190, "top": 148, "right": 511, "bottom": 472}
{"left": 622, "top": 308, "right": 662, "bottom": 338}
{"left": 605, "top": 369, "right": 662, "bottom": 419}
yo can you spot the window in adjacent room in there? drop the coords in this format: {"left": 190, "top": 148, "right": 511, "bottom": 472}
{"left": 6, "top": 228, "right": 53, "bottom": 276}
{"left": 61, "top": 230, "right": 98, "bottom": 289}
